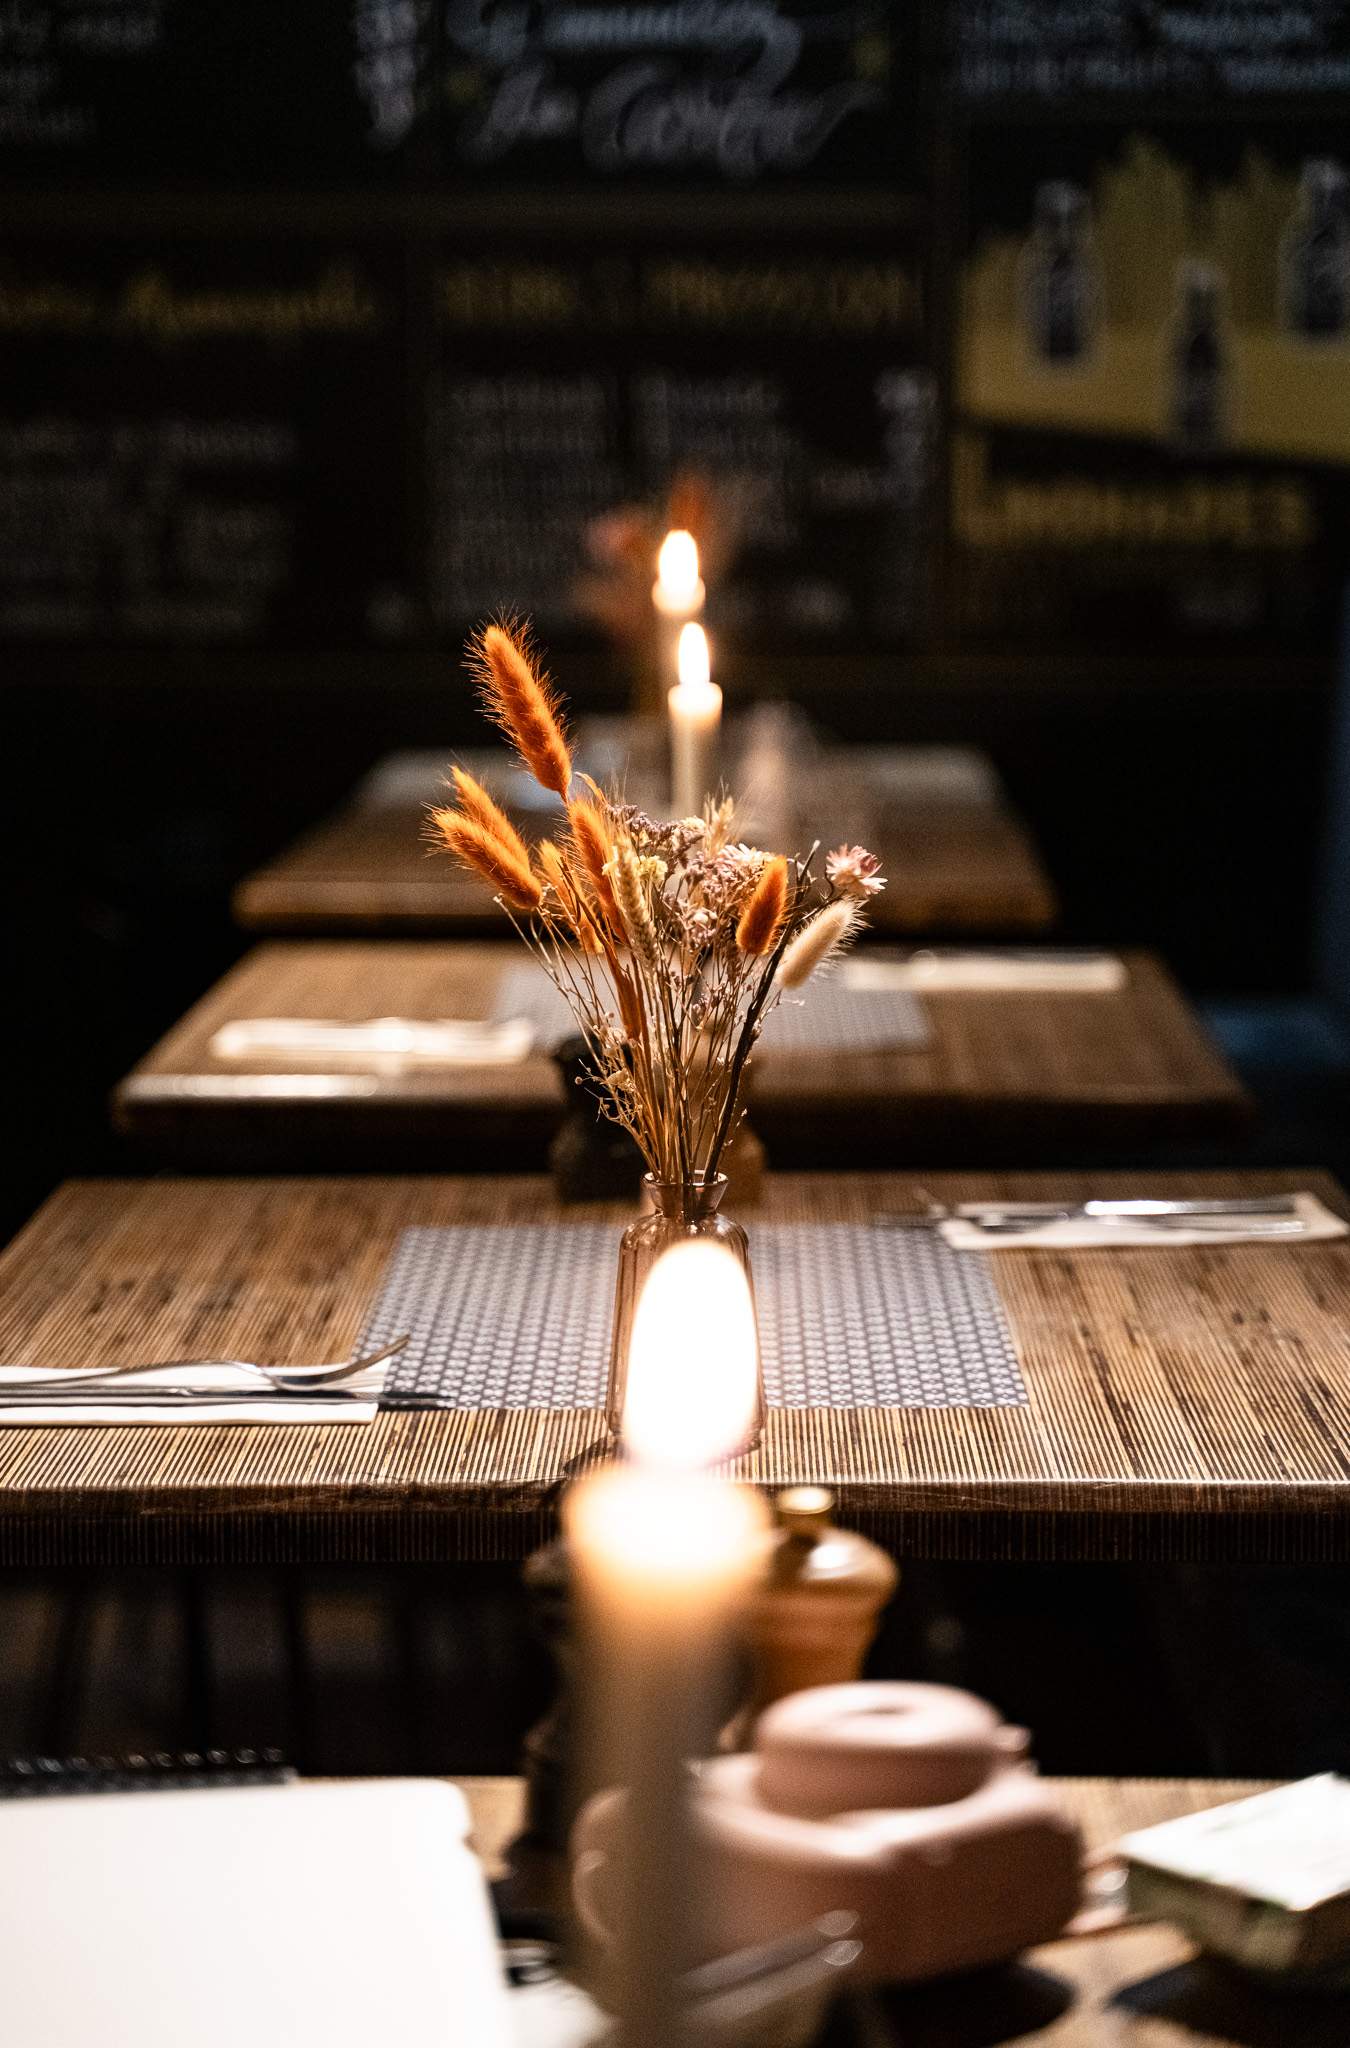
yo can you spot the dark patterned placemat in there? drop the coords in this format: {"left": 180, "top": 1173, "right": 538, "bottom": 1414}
{"left": 491, "top": 962, "right": 929, "bottom": 1054}
{"left": 361, "top": 1223, "right": 1025, "bottom": 1411}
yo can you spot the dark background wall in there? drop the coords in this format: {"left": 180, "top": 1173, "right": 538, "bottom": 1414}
{"left": 2, "top": 0, "right": 1347, "bottom": 1238}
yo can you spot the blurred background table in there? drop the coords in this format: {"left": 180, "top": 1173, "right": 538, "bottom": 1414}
{"left": 232, "top": 738, "right": 1058, "bottom": 938}
{"left": 462, "top": 1774, "right": 1349, "bottom": 2048}
{"left": 1, "top": 1168, "right": 1345, "bottom": 1568}
{"left": 112, "top": 941, "right": 1250, "bottom": 1167}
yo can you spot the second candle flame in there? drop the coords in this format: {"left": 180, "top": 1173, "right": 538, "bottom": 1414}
{"left": 676, "top": 621, "right": 711, "bottom": 690}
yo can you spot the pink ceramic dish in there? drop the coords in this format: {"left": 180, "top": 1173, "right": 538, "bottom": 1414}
{"left": 573, "top": 1681, "right": 1083, "bottom": 1985}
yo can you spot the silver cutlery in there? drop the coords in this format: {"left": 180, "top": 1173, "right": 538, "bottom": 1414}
{"left": 0, "top": 1334, "right": 409, "bottom": 1398}
{"left": 873, "top": 1198, "right": 1306, "bottom": 1236}
{"left": 0, "top": 1388, "right": 376, "bottom": 1408}
{"left": 962, "top": 1214, "right": 1306, "bottom": 1238}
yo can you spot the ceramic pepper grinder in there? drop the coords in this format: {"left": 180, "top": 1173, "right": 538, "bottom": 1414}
{"left": 725, "top": 1487, "right": 898, "bottom": 1748}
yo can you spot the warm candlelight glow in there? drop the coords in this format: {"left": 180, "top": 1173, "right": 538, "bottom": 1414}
{"left": 565, "top": 1235, "right": 770, "bottom": 2048}
{"left": 622, "top": 1240, "right": 760, "bottom": 1470}
{"left": 567, "top": 1466, "right": 767, "bottom": 1601}
{"left": 653, "top": 530, "right": 705, "bottom": 616}
{"left": 675, "top": 621, "right": 711, "bottom": 690}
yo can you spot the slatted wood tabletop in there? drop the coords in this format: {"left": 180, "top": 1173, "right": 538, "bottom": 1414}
{"left": 1, "top": 1169, "right": 1348, "bottom": 1567}
{"left": 112, "top": 941, "right": 1251, "bottom": 1155}
{"left": 462, "top": 1775, "right": 1346, "bottom": 2047}
{"left": 232, "top": 766, "right": 1057, "bottom": 937}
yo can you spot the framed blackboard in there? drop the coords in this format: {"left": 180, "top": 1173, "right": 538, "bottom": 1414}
{"left": 0, "top": 1, "right": 431, "bottom": 183}
{"left": 0, "top": 1, "right": 1344, "bottom": 671}
{"left": 956, "top": 0, "right": 1350, "bottom": 105}
{"left": 0, "top": 234, "right": 407, "bottom": 645}
{"left": 951, "top": 118, "right": 1350, "bottom": 650}
{"left": 428, "top": 202, "right": 932, "bottom": 648}
{"left": 434, "top": 0, "right": 918, "bottom": 184}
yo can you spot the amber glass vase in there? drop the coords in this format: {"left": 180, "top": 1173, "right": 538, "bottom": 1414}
{"left": 605, "top": 1173, "right": 764, "bottom": 1449}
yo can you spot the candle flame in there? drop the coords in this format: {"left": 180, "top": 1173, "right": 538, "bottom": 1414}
{"left": 657, "top": 529, "right": 700, "bottom": 606}
{"left": 676, "top": 622, "right": 711, "bottom": 690}
{"left": 623, "top": 1240, "right": 759, "bottom": 1470}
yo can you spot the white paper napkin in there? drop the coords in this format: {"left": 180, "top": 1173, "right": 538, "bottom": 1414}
{"left": 0, "top": 1355, "right": 392, "bottom": 1426}
{"left": 208, "top": 1016, "right": 535, "bottom": 1066}
{"left": 939, "top": 1191, "right": 1348, "bottom": 1252}
{"left": 842, "top": 951, "right": 1127, "bottom": 994}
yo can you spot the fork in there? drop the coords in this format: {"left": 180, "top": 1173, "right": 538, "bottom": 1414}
{"left": 0, "top": 1334, "right": 410, "bottom": 1397}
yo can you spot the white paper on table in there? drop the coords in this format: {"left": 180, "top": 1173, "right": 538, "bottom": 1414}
{"left": 841, "top": 951, "right": 1127, "bottom": 994}
{"left": 0, "top": 1780, "right": 514, "bottom": 2048}
{"left": 939, "top": 1191, "right": 1348, "bottom": 1252}
{"left": 0, "top": 1354, "right": 392, "bottom": 1425}
{"left": 1118, "top": 1776, "right": 1350, "bottom": 1913}
{"left": 208, "top": 1015, "right": 535, "bottom": 1065}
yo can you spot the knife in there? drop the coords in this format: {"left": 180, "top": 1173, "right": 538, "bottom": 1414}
{"left": 0, "top": 1387, "right": 374, "bottom": 1408}
{"left": 962, "top": 1198, "right": 1300, "bottom": 1223}
{"left": 873, "top": 1197, "right": 1304, "bottom": 1231}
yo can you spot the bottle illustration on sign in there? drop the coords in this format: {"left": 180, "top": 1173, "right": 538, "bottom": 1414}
{"left": 1016, "top": 182, "right": 1100, "bottom": 366}
{"left": 1167, "top": 260, "right": 1230, "bottom": 455}
{"left": 1280, "top": 158, "right": 1350, "bottom": 342}
{"left": 443, "top": 0, "right": 883, "bottom": 177}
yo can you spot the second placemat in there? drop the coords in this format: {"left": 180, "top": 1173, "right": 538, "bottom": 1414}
{"left": 491, "top": 962, "right": 930, "bottom": 1055}
{"left": 362, "top": 1223, "right": 1025, "bottom": 1411}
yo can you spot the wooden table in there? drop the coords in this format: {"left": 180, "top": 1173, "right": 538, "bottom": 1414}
{"left": 1, "top": 1169, "right": 1347, "bottom": 1568}
{"left": 233, "top": 745, "right": 1058, "bottom": 938}
{"left": 112, "top": 942, "right": 1252, "bottom": 1160}
{"left": 461, "top": 1775, "right": 1350, "bottom": 2046}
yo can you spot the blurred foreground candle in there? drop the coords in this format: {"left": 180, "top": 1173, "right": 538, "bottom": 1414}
{"left": 668, "top": 623, "right": 722, "bottom": 820}
{"left": 566, "top": 1240, "right": 769, "bottom": 2048}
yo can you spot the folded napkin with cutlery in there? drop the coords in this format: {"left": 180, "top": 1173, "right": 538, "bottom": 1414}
{"left": 841, "top": 950, "right": 1126, "bottom": 994}
{"left": 935, "top": 1193, "right": 1347, "bottom": 1251}
{"left": 208, "top": 1016, "right": 535, "bottom": 1066}
{"left": 0, "top": 1350, "right": 396, "bottom": 1425}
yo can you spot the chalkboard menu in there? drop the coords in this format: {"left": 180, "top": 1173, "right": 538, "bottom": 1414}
{"left": 429, "top": 218, "right": 931, "bottom": 643}
{"left": 0, "top": 0, "right": 1346, "bottom": 672}
{"left": 437, "top": 0, "right": 913, "bottom": 183}
{"left": 0, "top": 1, "right": 912, "bottom": 186}
{"left": 957, "top": 1, "right": 1350, "bottom": 103}
{"left": 0, "top": 1, "right": 426, "bottom": 182}
{"left": 952, "top": 119, "right": 1350, "bottom": 650}
{"left": 0, "top": 237, "right": 405, "bottom": 643}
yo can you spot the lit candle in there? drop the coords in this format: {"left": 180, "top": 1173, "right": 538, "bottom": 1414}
{"left": 652, "top": 529, "right": 706, "bottom": 732}
{"left": 652, "top": 529, "right": 705, "bottom": 619}
{"left": 566, "top": 1241, "right": 769, "bottom": 2048}
{"left": 667, "top": 623, "right": 722, "bottom": 820}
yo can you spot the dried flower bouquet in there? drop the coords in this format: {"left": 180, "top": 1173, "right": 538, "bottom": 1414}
{"left": 430, "top": 621, "right": 884, "bottom": 1188}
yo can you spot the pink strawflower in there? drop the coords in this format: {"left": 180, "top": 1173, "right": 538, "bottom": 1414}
{"left": 826, "top": 844, "right": 885, "bottom": 899}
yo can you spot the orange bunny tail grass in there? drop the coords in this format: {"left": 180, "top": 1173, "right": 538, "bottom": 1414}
{"left": 567, "top": 799, "right": 626, "bottom": 941}
{"left": 537, "top": 838, "right": 571, "bottom": 898}
{"left": 471, "top": 620, "right": 572, "bottom": 799}
{"left": 538, "top": 839, "right": 601, "bottom": 952}
{"left": 430, "top": 810, "right": 543, "bottom": 913}
{"left": 448, "top": 767, "right": 531, "bottom": 862}
{"left": 735, "top": 855, "right": 789, "bottom": 956}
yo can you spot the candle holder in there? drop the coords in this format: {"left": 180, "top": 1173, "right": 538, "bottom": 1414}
{"left": 606, "top": 1174, "right": 764, "bottom": 1449}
